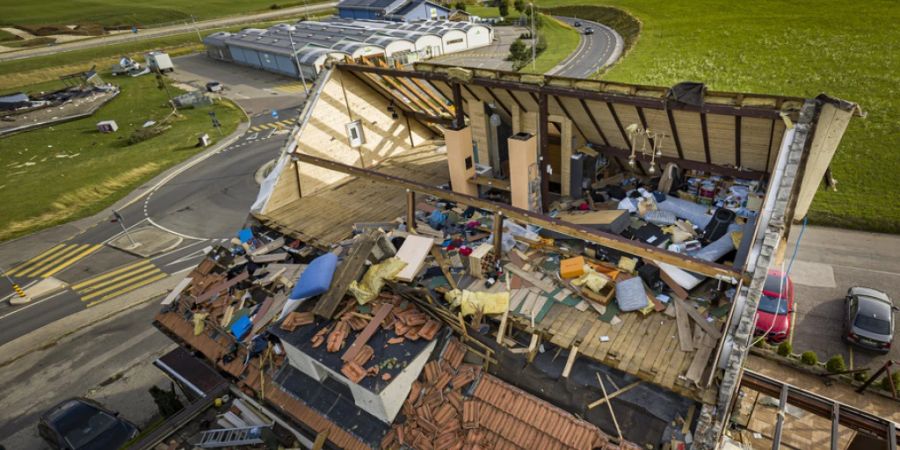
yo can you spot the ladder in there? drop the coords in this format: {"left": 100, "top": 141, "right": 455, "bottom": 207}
{"left": 196, "top": 425, "right": 267, "bottom": 448}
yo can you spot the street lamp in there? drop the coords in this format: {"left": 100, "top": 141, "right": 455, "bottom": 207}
{"left": 529, "top": 2, "right": 536, "bottom": 71}
{"left": 286, "top": 30, "right": 310, "bottom": 95}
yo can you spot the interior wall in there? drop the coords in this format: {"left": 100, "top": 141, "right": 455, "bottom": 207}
{"left": 292, "top": 71, "right": 434, "bottom": 196}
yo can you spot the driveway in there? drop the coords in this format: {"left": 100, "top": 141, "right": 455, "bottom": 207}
{"left": 429, "top": 26, "right": 525, "bottom": 71}
{"left": 783, "top": 225, "right": 899, "bottom": 372}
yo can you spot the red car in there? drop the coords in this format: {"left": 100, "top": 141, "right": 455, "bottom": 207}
{"left": 754, "top": 270, "right": 794, "bottom": 343}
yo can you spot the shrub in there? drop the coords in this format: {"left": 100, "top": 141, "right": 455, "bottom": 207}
{"left": 498, "top": 0, "right": 509, "bottom": 17}
{"left": 776, "top": 341, "right": 792, "bottom": 356}
{"left": 800, "top": 351, "right": 818, "bottom": 365}
{"left": 126, "top": 125, "right": 167, "bottom": 145}
{"left": 854, "top": 370, "right": 869, "bottom": 382}
{"left": 753, "top": 338, "right": 765, "bottom": 348}
{"left": 825, "top": 355, "right": 846, "bottom": 373}
{"left": 269, "top": 3, "right": 281, "bottom": 9}
{"left": 454, "top": 1, "right": 466, "bottom": 11}
{"left": 881, "top": 371, "right": 900, "bottom": 393}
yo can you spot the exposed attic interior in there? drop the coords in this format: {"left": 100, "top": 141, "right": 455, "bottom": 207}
{"left": 155, "top": 59, "right": 861, "bottom": 450}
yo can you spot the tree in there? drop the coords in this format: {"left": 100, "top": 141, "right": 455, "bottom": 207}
{"left": 498, "top": 0, "right": 509, "bottom": 17}
{"left": 513, "top": 0, "right": 525, "bottom": 13}
{"left": 454, "top": 0, "right": 466, "bottom": 11}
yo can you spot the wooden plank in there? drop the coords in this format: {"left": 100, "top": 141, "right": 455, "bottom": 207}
{"left": 431, "top": 247, "right": 458, "bottom": 290}
{"left": 295, "top": 153, "right": 744, "bottom": 283}
{"left": 496, "top": 308, "right": 510, "bottom": 345}
{"left": 396, "top": 235, "right": 434, "bottom": 282}
{"left": 618, "top": 316, "right": 652, "bottom": 372}
{"left": 342, "top": 303, "right": 393, "bottom": 363}
{"left": 562, "top": 346, "right": 578, "bottom": 378}
{"left": 161, "top": 277, "right": 192, "bottom": 306}
{"left": 195, "top": 271, "right": 248, "bottom": 304}
{"left": 673, "top": 296, "right": 721, "bottom": 339}
{"left": 684, "top": 334, "right": 716, "bottom": 384}
{"left": 587, "top": 381, "right": 641, "bottom": 410}
{"left": 313, "top": 233, "right": 378, "bottom": 319}
{"left": 674, "top": 298, "right": 695, "bottom": 352}
{"left": 504, "top": 264, "right": 556, "bottom": 293}
{"left": 647, "top": 320, "right": 682, "bottom": 379}
{"left": 626, "top": 317, "right": 669, "bottom": 374}
{"left": 635, "top": 319, "right": 676, "bottom": 376}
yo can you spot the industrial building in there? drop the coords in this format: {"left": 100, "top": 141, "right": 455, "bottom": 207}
{"left": 337, "top": 0, "right": 451, "bottom": 21}
{"left": 203, "top": 19, "right": 492, "bottom": 80}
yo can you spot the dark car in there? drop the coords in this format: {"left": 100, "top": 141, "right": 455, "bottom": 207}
{"left": 583, "top": 27, "right": 594, "bottom": 35}
{"left": 844, "top": 287, "right": 897, "bottom": 353}
{"left": 753, "top": 270, "right": 794, "bottom": 343}
{"left": 38, "top": 398, "right": 139, "bottom": 450}
{"left": 573, "top": 21, "right": 582, "bottom": 27}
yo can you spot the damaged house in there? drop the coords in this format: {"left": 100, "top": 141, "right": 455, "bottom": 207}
{"left": 150, "top": 60, "right": 884, "bottom": 450}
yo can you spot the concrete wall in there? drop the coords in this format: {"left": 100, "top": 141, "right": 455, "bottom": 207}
{"left": 384, "top": 40, "right": 416, "bottom": 57}
{"left": 414, "top": 35, "right": 443, "bottom": 57}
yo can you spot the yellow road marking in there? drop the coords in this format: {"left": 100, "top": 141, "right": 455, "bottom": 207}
{"left": 41, "top": 244, "right": 102, "bottom": 278}
{"left": 18, "top": 244, "right": 88, "bottom": 278}
{"left": 71, "top": 260, "right": 151, "bottom": 290}
{"left": 80, "top": 267, "right": 164, "bottom": 301}
{"left": 86, "top": 273, "right": 168, "bottom": 307}
{"left": 250, "top": 126, "right": 263, "bottom": 132}
{"left": 6, "top": 243, "right": 66, "bottom": 276}
{"left": 74, "top": 263, "right": 156, "bottom": 294}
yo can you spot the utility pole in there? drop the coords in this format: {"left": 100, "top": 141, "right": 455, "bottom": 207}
{"left": 113, "top": 210, "right": 137, "bottom": 248}
{"left": 286, "top": 30, "right": 310, "bottom": 95}
{"left": 190, "top": 15, "right": 203, "bottom": 43}
{"left": 530, "top": 2, "right": 536, "bottom": 71}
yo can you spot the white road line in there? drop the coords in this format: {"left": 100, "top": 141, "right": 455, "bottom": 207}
{"left": 146, "top": 217, "right": 206, "bottom": 241}
{"left": 0, "top": 289, "right": 68, "bottom": 320}
{"left": 150, "top": 238, "right": 210, "bottom": 262}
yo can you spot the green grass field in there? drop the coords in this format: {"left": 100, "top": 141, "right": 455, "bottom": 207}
{"left": 467, "top": 5, "right": 523, "bottom": 21}
{"left": 519, "top": 15, "right": 580, "bottom": 74}
{"left": 0, "top": 75, "right": 243, "bottom": 241}
{"left": 536, "top": 0, "right": 898, "bottom": 233}
{"left": 0, "top": 29, "right": 21, "bottom": 42}
{"left": 0, "top": 0, "right": 329, "bottom": 28}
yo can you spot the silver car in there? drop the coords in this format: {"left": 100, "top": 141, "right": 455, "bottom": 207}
{"left": 843, "top": 287, "right": 897, "bottom": 353}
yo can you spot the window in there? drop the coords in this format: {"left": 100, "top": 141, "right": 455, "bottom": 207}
{"left": 465, "top": 156, "right": 473, "bottom": 170}
{"left": 446, "top": 38, "right": 464, "bottom": 45}
{"left": 345, "top": 120, "right": 365, "bottom": 148}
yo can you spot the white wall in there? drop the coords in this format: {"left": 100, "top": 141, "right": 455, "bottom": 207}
{"left": 465, "top": 25, "right": 492, "bottom": 48}
{"left": 415, "top": 35, "right": 444, "bottom": 58}
{"left": 384, "top": 39, "right": 416, "bottom": 57}
{"left": 441, "top": 29, "right": 468, "bottom": 53}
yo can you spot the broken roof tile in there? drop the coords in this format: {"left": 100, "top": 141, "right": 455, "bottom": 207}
{"left": 340, "top": 361, "right": 367, "bottom": 383}
{"left": 418, "top": 319, "right": 441, "bottom": 341}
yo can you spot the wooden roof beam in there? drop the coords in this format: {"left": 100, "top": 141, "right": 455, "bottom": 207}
{"left": 591, "top": 144, "right": 767, "bottom": 179}
{"left": 293, "top": 152, "right": 744, "bottom": 283}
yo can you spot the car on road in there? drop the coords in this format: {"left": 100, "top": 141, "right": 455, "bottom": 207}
{"left": 574, "top": 21, "right": 582, "bottom": 27}
{"left": 583, "top": 27, "right": 594, "bottom": 35}
{"left": 754, "top": 270, "right": 794, "bottom": 343}
{"left": 206, "top": 81, "right": 224, "bottom": 93}
{"left": 843, "top": 286, "right": 896, "bottom": 353}
{"left": 38, "top": 398, "right": 139, "bottom": 450}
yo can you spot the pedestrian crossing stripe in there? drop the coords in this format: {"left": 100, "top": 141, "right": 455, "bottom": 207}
{"left": 6, "top": 243, "right": 102, "bottom": 278}
{"left": 248, "top": 119, "right": 294, "bottom": 133}
{"left": 72, "top": 259, "right": 167, "bottom": 307}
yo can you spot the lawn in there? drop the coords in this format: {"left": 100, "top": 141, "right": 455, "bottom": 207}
{"left": 467, "top": 5, "right": 522, "bottom": 20}
{"left": 0, "top": 29, "right": 21, "bottom": 42}
{"left": 519, "top": 14, "right": 580, "bottom": 74}
{"left": 0, "top": 0, "right": 331, "bottom": 28}
{"left": 0, "top": 75, "right": 244, "bottom": 241}
{"left": 538, "top": 0, "right": 900, "bottom": 233}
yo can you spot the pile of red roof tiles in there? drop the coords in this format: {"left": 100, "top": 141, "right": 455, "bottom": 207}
{"left": 382, "top": 337, "right": 639, "bottom": 450}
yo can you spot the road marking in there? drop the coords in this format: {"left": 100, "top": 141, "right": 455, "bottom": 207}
{"left": 0, "top": 289, "right": 67, "bottom": 320}
{"left": 8, "top": 244, "right": 101, "bottom": 278}
{"left": 246, "top": 132, "right": 259, "bottom": 141}
{"left": 164, "top": 246, "right": 213, "bottom": 267}
{"left": 41, "top": 244, "right": 103, "bottom": 278}
{"left": 74, "top": 260, "right": 166, "bottom": 304}
{"left": 273, "top": 83, "right": 309, "bottom": 94}
{"left": 5, "top": 243, "right": 66, "bottom": 275}
{"left": 146, "top": 217, "right": 207, "bottom": 241}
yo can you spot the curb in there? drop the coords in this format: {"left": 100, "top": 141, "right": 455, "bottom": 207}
{"left": 0, "top": 272, "right": 184, "bottom": 369}
{"left": 0, "top": 100, "right": 250, "bottom": 266}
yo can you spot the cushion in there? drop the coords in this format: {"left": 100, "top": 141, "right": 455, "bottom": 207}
{"left": 616, "top": 277, "right": 649, "bottom": 312}
{"left": 230, "top": 315, "right": 253, "bottom": 340}
{"left": 289, "top": 252, "right": 338, "bottom": 300}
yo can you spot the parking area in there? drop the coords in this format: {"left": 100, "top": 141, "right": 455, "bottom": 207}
{"left": 430, "top": 25, "right": 525, "bottom": 71}
{"left": 168, "top": 53, "right": 307, "bottom": 116}
{"left": 784, "top": 226, "right": 899, "bottom": 371}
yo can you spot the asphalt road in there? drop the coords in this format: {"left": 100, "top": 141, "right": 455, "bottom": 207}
{"left": 0, "top": 300, "right": 173, "bottom": 449}
{"left": 551, "top": 17, "right": 624, "bottom": 78}
{"left": 783, "top": 225, "right": 900, "bottom": 371}
{"left": 0, "top": 2, "right": 337, "bottom": 62}
{"left": 0, "top": 110, "right": 293, "bottom": 345}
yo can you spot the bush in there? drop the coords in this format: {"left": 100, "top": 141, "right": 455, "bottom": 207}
{"left": 753, "top": 338, "right": 765, "bottom": 348}
{"left": 776, "top": 341, "right": 792, "bottom": 356}
{"left": 825, "top": 355, "right": 846, "bottom": 373}
{"left": 498, "top": 0, "right": 509, "bottom": 17}
{"left": 800, "top": 351, "right": 818, "bottom": 365}
{"left": 126, "top": 125, "right": 167, "bottom": 145}
{"left": 854, "top": 370, "right": 869, "bottom": 382}
{"left": 269, "top": 3, "right": 281, "bottom": 9}
{"left": 881, "top": 371, "right": 900, "bottom": 393}
{"left": 454, "top": 1, "right": 466, "bottom": 11}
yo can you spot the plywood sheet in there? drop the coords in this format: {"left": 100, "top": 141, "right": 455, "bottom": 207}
{"left": 395, "top": 234, "right": 435, "bottom": 282}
